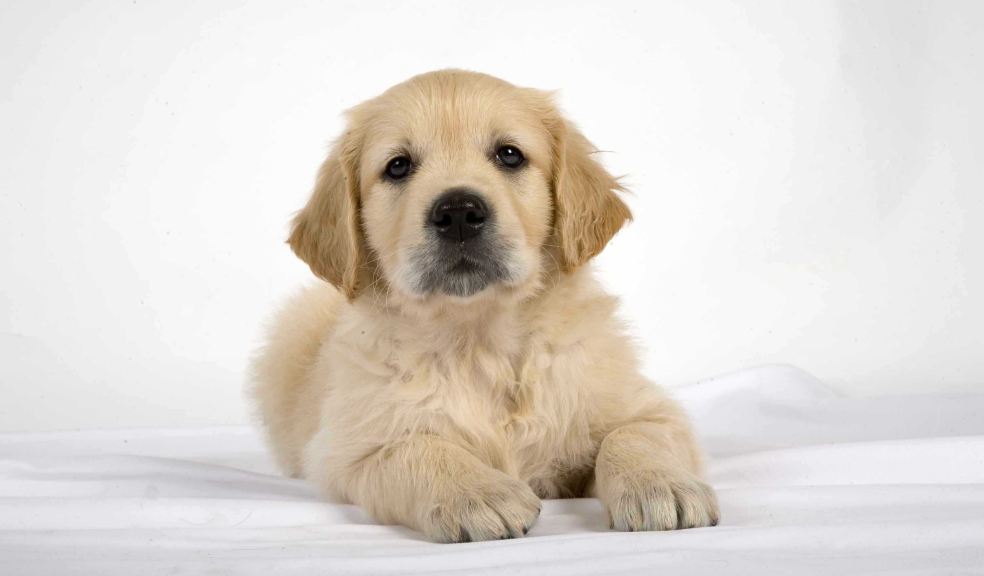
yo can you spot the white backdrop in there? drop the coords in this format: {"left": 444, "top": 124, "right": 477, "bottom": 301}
{"left": 1, "top": 1, "right": 982, "bottom": 432}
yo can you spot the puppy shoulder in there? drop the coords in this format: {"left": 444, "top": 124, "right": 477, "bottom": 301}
{"left": 531, "top": 265, "right": 628, "bottom": 348}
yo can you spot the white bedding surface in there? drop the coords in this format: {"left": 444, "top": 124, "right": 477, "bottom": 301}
{"left": 2, "top": 365, "right": 983, "bottom": 575}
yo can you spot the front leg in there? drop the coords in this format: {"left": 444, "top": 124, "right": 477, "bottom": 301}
{"left": 312, "top": 434, "right": 542, "bottom": 543}
{"left": 595, "top": 411, "right": 720, "bottom": 531}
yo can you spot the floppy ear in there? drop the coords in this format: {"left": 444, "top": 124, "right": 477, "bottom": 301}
{"left": 288, "top": 130, "right": 366, "bottom": 300}
{"left": 548, "top": 113, "right": 632, "bottom": 272}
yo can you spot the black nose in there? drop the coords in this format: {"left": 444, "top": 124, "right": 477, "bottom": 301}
{"left": 430, "top": 189, "right": 489, "bottom": 242}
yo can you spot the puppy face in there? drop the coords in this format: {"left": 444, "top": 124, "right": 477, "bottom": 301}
{"left": 357, "top": 76, "right": 555, "bottom": 300}
{"left": 289, "top": 70, "right": 630, "bottom": 303}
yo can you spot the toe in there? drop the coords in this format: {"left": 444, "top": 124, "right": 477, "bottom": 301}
{"left": 641, "top": 481, "right": 678, "bottom": 530}
{"left": 671, "top": 479, "right": 719, "bottom": 529}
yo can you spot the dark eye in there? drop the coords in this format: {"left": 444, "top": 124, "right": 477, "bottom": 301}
{"left": 384, "top": 156, "right": 412, "bottom": 180}
{"left": 495, "top": 145, "right": 525, "bottom": 169}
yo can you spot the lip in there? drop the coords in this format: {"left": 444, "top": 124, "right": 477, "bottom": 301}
{"left": 446, "top": 257, "right": 483, "bottom": 275}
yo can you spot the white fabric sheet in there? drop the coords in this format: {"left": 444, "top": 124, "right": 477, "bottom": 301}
{"left": 2, "top": 365, "right": 983, "bottom": 575}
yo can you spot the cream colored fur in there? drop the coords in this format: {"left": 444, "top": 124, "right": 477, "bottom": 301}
{"left": 251, "top": 70, "right": 718, "bottom": 542}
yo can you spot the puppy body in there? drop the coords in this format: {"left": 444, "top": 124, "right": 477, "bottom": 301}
{"left": 252, "top": 70, "right": 718, "bottom": 542}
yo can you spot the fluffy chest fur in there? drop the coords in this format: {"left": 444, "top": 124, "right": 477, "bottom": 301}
{"left": 313, "top": 273, "right": 619, "bottom": 497}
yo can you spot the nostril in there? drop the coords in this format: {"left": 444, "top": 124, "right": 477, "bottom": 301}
{"left": 465, "top": 210, "right": 485, "bottom": 226}
{"left": 434, "top": 213, "right": 453, "bottom": 229}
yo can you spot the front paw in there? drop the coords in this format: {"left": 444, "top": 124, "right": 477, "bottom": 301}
{"left": 599, "top": 468, "right": 719, "bottom": 531}
{"left": 422, "top": 473, "right": 542, "bottom": 543}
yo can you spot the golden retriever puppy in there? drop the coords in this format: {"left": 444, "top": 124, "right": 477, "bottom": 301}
{"left": 251, "top": 70, "right": 719, "bottom": 542}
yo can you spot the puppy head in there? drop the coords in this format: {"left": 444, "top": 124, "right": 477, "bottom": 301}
{"left": 289, "top": 70, "right": 630, "bottom": 303}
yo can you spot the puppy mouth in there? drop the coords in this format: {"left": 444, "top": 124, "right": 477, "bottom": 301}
{"left": 438, "top": 249, "right": 506, "bottom": 294}
{"left": 408, "top": 240, "right": 516, "bottom": 298}
{"left": 447, "top": 255, "right": 483, "bottom": 275}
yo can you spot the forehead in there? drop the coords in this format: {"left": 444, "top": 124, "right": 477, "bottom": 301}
{"left": 355, "top": 74, "right": 551, "bottom": 157}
